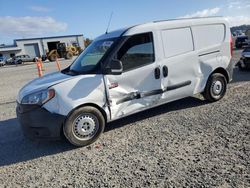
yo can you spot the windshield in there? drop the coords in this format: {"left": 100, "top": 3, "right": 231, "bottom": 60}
{"left": 69, "top": 38, "right": 117, "bottom": 73}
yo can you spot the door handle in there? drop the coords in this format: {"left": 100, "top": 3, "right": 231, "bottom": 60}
{"left": 154, "top": 67, "right": 160, "bottom": 79}
{"left": 163, "top": 66, "right": 168, "bottom": 77}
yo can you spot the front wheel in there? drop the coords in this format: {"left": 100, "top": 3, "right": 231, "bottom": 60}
{"left": 63, "top": 106, "right": 105, "bottom": 147}
{"left": 203, "top": 73, "right": 227, "bottom": 102}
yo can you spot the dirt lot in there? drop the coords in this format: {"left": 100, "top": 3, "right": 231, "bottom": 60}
{"left": 0, "top": 51, "right": 249, "bottom": 187}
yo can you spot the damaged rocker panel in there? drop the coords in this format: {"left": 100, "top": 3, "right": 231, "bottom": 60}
{"left": 116, "top": 80, "right": 191, "bottom": 105}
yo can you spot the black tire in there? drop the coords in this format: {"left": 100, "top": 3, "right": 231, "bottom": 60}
{"left": 17, "top": 60, "right": 23, "bottom": 64}
{"left": 63, "top": 106, "right": 105, "bottom": 147}
{"left": 65, "top": 52, "right": 73, "bottom": 59}
{"left": 203, "top": 73, "right": 227, "bottom": 102}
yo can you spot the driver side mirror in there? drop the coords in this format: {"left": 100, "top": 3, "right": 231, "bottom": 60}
{"left": 104, "top": 59, "right": 123, "bottom": 75}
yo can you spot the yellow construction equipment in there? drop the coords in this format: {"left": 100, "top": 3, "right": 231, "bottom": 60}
{"left": 47, "top": 43, "right": 74, "bottom": 61}
{"left": 67, "top": 46, "right": 78, "bottom": 56}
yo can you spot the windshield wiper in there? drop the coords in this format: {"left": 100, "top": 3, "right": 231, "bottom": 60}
{"left": 62, "top": 68, "right": 80, "bottom": 76}
{"left": 69, "top": 69, "right": 80, "bottom": 75}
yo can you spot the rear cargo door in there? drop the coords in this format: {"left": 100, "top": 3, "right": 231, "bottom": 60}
{"left": 159, "top": 27, "right": 199, "bottom": 102}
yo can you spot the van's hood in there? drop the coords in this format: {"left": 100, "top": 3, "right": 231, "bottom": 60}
{"left": 17, "top": 72, "right": 75, "bottom": 103}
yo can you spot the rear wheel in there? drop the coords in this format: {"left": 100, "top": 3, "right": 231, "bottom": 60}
{"left": 203, "top": 73, "right": 227, "bottom": 102}
{"left": 63, "top": 106, "right": 105, "bottom": 147}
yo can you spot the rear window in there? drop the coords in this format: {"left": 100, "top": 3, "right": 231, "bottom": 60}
{"left": 192, "top": 24, "right": 225, "bottom": 50}
{"left": 161, "top": 27, "right": 194, "bottom": 58}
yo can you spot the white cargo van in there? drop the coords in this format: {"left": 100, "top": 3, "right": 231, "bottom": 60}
{"left": 16, "top": 17, "right": 233, "bottom": 146}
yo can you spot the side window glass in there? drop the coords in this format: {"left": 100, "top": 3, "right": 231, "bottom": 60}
{"left": 117, "top": 33, "right": 154, "bottom": 71}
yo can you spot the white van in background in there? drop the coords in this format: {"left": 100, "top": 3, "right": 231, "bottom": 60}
{"left": 16, "top": 17, "right": 233, "bottom": 146}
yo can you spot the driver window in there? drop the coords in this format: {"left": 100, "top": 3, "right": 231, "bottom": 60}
{"left": 117, "top": 32, "right": 155, "bottom": 72}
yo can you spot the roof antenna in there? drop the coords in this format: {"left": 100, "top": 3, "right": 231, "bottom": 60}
{"left": 105, "top": 12, "right": 113, "bottom": 34}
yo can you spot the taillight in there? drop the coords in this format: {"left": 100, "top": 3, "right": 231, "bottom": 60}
{"left": 230, "top": 35, "right": 233, "bottom": 58}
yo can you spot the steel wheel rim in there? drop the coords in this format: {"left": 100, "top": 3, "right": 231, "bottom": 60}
{"left": 211, "top": 80, "right": 224, "bottom": 97}
{"left": 72, "top": 113, "right": 99, "bottom": 141}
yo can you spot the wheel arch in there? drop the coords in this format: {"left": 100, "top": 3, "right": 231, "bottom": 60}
{"left": 61, "top": 103, "right": 108, "bottom": 138}
{"left": 201, "top": 67, "right": 229, "bottom": 94}
{"left": 67, "top": 103, "right": 108, "bottom": 123}
{"left": 210, "top": 67, "right": 229, "bottom": 83}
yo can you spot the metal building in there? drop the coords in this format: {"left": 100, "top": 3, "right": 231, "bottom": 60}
{"left": 0, "top": 34, "right": 85, "bottom": 59}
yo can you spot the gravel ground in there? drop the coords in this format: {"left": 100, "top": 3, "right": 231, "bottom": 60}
{"left": 0, "top": 51, "right": 249, "bottom": 187}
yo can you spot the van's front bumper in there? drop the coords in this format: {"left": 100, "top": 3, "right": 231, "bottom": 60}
{"left": 16, "top": 103, "right": 66, "bottom": 140}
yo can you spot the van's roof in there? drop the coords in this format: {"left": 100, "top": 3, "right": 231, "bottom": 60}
{"left": 152, "top": 16, "right": 224, "bottom": 23}
{"left": 96, "top": 16, "right": 228, "bottom": 40}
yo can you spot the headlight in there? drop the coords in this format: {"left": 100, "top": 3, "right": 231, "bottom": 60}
{"left": 21, "top": 89, "right": 55, "bottom": 105}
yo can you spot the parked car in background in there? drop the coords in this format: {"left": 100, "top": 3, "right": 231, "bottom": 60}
{"left": 237, "top": 47, "right": 250, "bottom": 70}
{"left": 0, "top": 57, "right": 6, "bottom": 67}
{"left": 232, "top": 30, "right": 244, "bottom": 37}
{"left": 5, "top": 57, "right": 14, "bottom": 65}
{"left": 41, "top": 55, "right": 48, "bottom": 62}
{"left": 14, "top": 55, "right": 36, "bottom": 64}
{"left": 235, "top": 36, "right": 249, "bottom": 49}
